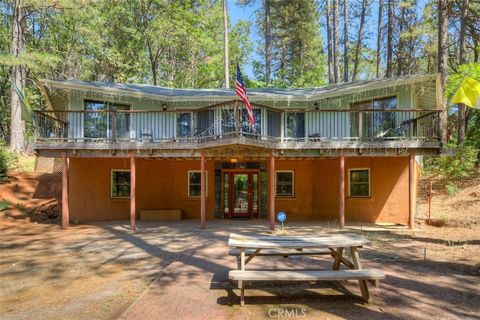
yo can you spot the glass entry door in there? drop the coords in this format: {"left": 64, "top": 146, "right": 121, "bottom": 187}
{"left": 223, "top": 171, "right": 259, "bottom": 218}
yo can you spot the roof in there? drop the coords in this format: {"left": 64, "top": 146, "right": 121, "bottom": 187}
{"left": 39, "top": 73, "right": 439, "bottom": 103}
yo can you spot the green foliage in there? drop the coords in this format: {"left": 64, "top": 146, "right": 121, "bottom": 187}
{"left": 252, "top": 0, "right": 326, "bottom": 87}
{"left": 0, "top": 143, "right": 18, "bottom": 181}
{"left": 424, "top": 144, "right": 478, "bottom": 180}
{"left": 445, "top": 183, "right": 458, "bottom": 196}
{"left": 0, "top": 199, "right": 9, "bottom": 211}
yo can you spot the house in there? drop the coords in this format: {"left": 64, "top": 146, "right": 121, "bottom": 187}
{"left": 34, "top": 74, "right": 445, "bottom": 230}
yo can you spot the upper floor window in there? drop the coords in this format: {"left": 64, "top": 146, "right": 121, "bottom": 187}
{"left": 241, "top": 108, "right": 261, "bottom": 134}
{"left": 177, "top": 112, "right": 191, "bottom": 138}
{"left": 84, "top": 100, "right": 130, "bottom": 139}
{"left": 111, "top": 170, "right": 130, "bottom": 198}
{"left": 285, "top": 112, "right": 305, "bottom": 138}
{"left": 350, "top": 96, "right": 397, "bottom": 138}
{"left": 195, "top": 110, "right": 215, "bottom": 137}
{"left": 348, "top": 168, "right": 370, "bottom": 197}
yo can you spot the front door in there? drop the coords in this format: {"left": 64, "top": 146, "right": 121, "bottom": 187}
{"left": 223, "top": 171, "right": 259, "bottom": 219}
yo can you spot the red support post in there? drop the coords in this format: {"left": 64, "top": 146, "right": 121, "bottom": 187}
{"left": 339, "top": 156, "right": 345, "bottom": 229}
{"left": 130, "top": 154, "right": 136, "bottom": 230}
{"left": 200, "top": 153, "right": 206, "bottom": 230}
{"left": 269, "top": 153, "right": 275, "bottom": 230}
{"left": 409, "top": 155, "right": 416, "bottom": 229}
{"left": 61, "top": 151, "right": 69, "bottom": 229}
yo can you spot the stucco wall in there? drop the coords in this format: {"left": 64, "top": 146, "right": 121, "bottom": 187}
{"left": 68, "top": 158, "right": 215, "bottom": 222}
{"left": 274, "top": 157, "right": 410, "bottom": 224}
{"left": 68, "top": 157, "right": 413, "bottom": 225}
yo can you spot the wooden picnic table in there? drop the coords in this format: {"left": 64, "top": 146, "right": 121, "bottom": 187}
{"left": 228, "top": 233, "right": 385, "bottom": 306}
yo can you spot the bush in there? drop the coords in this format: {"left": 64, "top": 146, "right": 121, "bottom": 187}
{"left": 0, "top": 144, "right": 18, "bottom": 182}
{"left": 424, "top": 144, "right": 478, "bottom": 180}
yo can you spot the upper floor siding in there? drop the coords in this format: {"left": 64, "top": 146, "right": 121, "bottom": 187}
{"left": 33, "top": 74, "right": 443, "bottom": 157}
{"left": 53, "top": 82, "right": 437, "bottom": 141}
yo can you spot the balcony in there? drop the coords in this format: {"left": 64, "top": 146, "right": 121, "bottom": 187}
{"left": 33, "top": 103, "right": 442, "bottom": 155}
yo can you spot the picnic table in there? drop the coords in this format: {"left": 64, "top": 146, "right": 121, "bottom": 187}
{"left": 228, "top": 233, "right": 385, "bottom": 306}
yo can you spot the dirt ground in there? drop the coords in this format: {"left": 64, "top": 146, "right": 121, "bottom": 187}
{"left": 0, "top": 219, "right": 479, "bottom": 320}
{"left": 0, "top": 172, "right": 479, "bottom": 320}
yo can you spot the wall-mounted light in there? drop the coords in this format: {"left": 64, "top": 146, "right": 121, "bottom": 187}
{"left": 230, "top": 158, "right": 238, "bottom": 163}
{"left": 314, "top": 102, "right": 319, "bottom": 110}
{"left": 162, "top": 102, "right": 168, "bottom": 111}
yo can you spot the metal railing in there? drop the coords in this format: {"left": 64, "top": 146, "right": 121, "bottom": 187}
{"left": 33, "top": 104, "right": 441, "bottom": 146}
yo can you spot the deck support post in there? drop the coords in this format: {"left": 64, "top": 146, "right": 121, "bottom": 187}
{"left": 339, "top": 156, "right": 345, "bottom": 229}
{"left": 408, "top": 155, "right": 415, "bottom": 229}
{"left": 200, "top": 153, "right": 206, "bottom": 230}
{"left": 61, "top": 151, "right": 69, "bottom": 229}
{"left": 269, "top": 153, "right": 275, "bottom": 230}
{"left": 130, "top": 154, "right": 136, "bottom": 230}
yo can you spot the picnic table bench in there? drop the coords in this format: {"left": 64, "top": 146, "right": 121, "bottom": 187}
{"left": 228, "top": 233, "right": 385, "bottom": 306}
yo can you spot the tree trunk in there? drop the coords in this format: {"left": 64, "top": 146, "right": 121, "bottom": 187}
{"left": 438, "top": 0, "right": 448, "bottom": 143}
{"left": 352, "top": 0, "right": 367, "bottom": 81}
{"left": 376, "top": 0, "right": 383, "bottom": 78}
{"left": 223, "top": 0, "right": 229, "bottom": 89}
{"left": 280, "top": 39, "right": 286, "bottom": 83}
{"left": 386, "top": 0, "right": 393, "bottom": 77}
{"left": 9, "top": 0, "right": 27, "bottom": 153}
{"left": 333, "top": 0, "right": 340, "bottom": 83}
{"left": 396, "top": 4, "right": 407, "bottom": 76}
{"left": 343, "top": 0, "right": 349, "bottom": 83}
{"left": 326, "top": 0, "right": 334, "bottom": 84}
{"left": 457, "top": 0, "right": 468, "bottom": 145}
{"left": 264, "top": 0, "right": 271, "bottom": 85}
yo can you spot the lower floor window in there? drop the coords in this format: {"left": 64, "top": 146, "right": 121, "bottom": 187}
{"left": 275, "top": 171, "right": 294, "bottom": 197}
{"left": 111, "top": 170, "right": 130, "bottom": 198}
{"left": 188, "top": 171, "right": 207, "bottom": 197}
{"left": 349, "top": 168, "right": 370, "bottom": 197}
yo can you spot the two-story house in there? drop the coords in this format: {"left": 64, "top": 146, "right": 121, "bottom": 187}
{"left": 34, "top": 74, "right": 444, "bottom": 230}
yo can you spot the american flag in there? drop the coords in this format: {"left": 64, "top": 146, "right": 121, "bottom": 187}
{"left": 235, "top": 64, "right": 254, "bottom": 125}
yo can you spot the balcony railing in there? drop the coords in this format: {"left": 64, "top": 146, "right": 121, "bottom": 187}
{"left": 33, "top": 104, "right": 441, "bottom": 147}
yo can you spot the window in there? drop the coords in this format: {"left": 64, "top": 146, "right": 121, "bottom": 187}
{"left": 221, "top": 108, "right": 236, "bottom": 134}
{"left": 267, "top": 110, "right": 281, "bottom": 137}
{"left": 285, "top": 112, "right": 305, "bottom": 138}
{"left": 275, "top": 171, "right": 294, "bottom": 197}
{"left": 84, "top": 100, "right": 130, "bottom": 139}
{"left": 111, "top": 170, "right": 130, "bottom": 198}
{"left": 349, "top": 169, "right": 370, "bottom": 197}
{"left": 188, "top": 171, "right": 207, "bottom": 197}
{"left": 241, "top": 108, "right": 261, "bottom": 134}
{"left": 177, "top": 113, "right": 191, "bottom": 138}
{"left": 195, "top": 110, "right": 214, "bottom": 137}
{"left": 350, "top": 96, "right": 397, "bottom": 138}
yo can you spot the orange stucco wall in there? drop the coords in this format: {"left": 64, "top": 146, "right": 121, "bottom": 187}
{"left": 68, "top": 156, "right": 413, "bottom": 225}
{"left": 68, "top": 158, "right": 215, "bottom": 222}
{"left": 274, "top": 157, "right": 410, "bottom": 224}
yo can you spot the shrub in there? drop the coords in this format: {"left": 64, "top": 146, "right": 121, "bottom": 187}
{"left": 0, "top": 144, "right": 18, "bottom": 182}
{"left": 0, "top": 199, "right": 9, "bottom": 211}
{"left": 445, "top": 183, "right": 458, "bottom": 196}
{"left": 424, "top": 144, "right": 477, "bottom": 180}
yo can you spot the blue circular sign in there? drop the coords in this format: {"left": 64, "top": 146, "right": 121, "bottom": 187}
{"left": 277, "top": 211, "right": 286, "bottom": 222}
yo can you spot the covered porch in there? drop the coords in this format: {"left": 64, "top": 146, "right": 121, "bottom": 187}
{"left": 58, "top": 146, "right": 418, "bottom": 230}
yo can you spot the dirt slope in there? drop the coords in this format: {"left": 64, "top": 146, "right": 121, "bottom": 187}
{"left": 0, "top": 172, "right": 61, "bottom": 222}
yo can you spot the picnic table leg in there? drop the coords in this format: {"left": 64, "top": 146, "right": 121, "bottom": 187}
{"left": 240, "top": 247, "right": 245, "bottom": 306}
{"left": 332, "top": 247, "right": 344, "bottom": 270}
{"left": 349, "top": 246, "right": 370, "bottom": 302}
